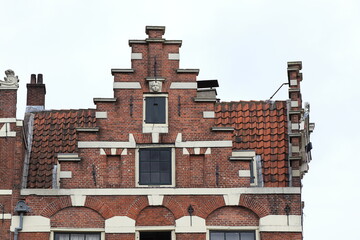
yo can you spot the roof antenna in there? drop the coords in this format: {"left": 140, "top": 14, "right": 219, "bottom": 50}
{"left": 268, "top": 82, "right": 289, "bottom": 100}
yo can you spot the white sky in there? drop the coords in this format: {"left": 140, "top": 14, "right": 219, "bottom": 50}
{"left": 1, "top": 1, "right": 359, "bottom": 239}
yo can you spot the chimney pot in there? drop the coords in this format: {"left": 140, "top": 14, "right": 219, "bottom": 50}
{"left": 37, "top": 74, "right": 43, "bottom": 84}
{"left": 30, "top": 74, "right": 36, "bottom": 84}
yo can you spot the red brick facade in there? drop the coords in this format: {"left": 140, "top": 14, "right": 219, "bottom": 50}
{"left": 0, "top": 26, "right": 314, "bottom": 240}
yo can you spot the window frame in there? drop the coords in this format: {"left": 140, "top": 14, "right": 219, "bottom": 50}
{"left": 207, "top": 227, "right": 259, "bottom": 240}
{"left": 135, "top": 145, "right": 175, "bottom": 187}
{"left": 51, "top": 230, "right": 104, "bottom": 240}
{"left": 143, "top": 94, "right": 169, "bottom": 134}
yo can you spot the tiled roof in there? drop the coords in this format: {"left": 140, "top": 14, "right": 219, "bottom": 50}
{"left": 27, "top": 109, "right": 96, "bottom": 188}
{"left": 215, "top": 101, "right": 289, "bottom": 187}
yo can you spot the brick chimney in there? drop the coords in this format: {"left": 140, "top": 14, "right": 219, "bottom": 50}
{"left": 0, "top": 69, "right": 19, "bottom": 118}
{"left": 26, "top": 73, "right": 46, "bottom": 112}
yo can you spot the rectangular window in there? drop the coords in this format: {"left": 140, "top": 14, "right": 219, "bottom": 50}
{"left": 145, "top": 97, "right": 166, "bottom": 124}
{"left": 55, "top": 232, "right": 101, "bottom": 240}
{"left": 210, "top": 231, "right": 255, "bottom": 240}
{"left": 139, "top": 148, "right": 172, "bottom": 185}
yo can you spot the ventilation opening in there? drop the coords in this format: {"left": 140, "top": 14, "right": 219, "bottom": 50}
{"left": 140, "top": 231, "right": 171, "bottom": 240}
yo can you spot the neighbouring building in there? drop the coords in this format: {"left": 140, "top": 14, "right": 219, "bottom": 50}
{"left": 0, "top": 26, "right": 315, "bottom": 240}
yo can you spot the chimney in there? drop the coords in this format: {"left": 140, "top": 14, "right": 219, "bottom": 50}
{"left": 26, "top": 73, "right": 46, "bottom": 112}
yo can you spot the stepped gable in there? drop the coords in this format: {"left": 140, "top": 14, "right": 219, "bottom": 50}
{"left": 27, "top": 109, "right": 96, "bottom": 188}
{"left": 215, "top": 100, "right": 289, "bottom": 187}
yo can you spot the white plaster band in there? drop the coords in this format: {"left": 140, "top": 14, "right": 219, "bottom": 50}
{"left": 175, "top": 140, "right": 232, "bottom": 148}
{"left": 59, "top": 171, "right": 72, "bottom": 178}
{"left": 290, "top": 79, "right": 298, "bottom": 86}
{"left": 78, "top": 134, "right": 136, "bottom": 149}
{"left": 291, "top": 123, "right": 299, "bottom": 130}
{"left": 105, "top": 216, "right": 135, "bottom": 233}
{"left": 175, "top": 216, "right": 206, "bottom": 233}
{"left": 21, "top": 187, "right": 301, "bottom": 196}
{"left": 113, "top": 82, "right": 141, "bottom": 89}
{"left": 0, "top": 118, "right": 16, "bottom": 123}
{"left": 259, "top": 215, "right": 302, "bottom": 232}
{"left": 168, "top": 53, "right": 180, "bottom": 60}
{"left": 292, "top": 170, "right": 300, "bottom": 177}
{"left": 0, "top": 190, "right": 12, "bottom": 195}
{"left": 70, "top": 195, "right": 86, "bottom": 206}
{"left": 95, "top": 111, "right": 108, "bottom": 119}
{"left": 291, "top": 101, "right": 299, "bottom": 107}
{"left": 170, "top": 82, "right": 197, "bottom": 89}
{"left": 11, "top": 216, "right": 50, "bottom": 232}
{"left": 131, "top": 53, "right": 143, "bottom": 60}
{"left": 203, "top": 111, "right": 215, "bottom": 118}
{"left": 239, "top": 170, "right": 251, "bottom": 177}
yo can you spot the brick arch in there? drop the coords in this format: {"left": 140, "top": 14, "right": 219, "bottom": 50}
{"left": 51, "top": 207, "right": 105, "bottom": 228}
{"left": 123, "top": 196, "right": 149, "bottom": 220}
{"left": 84, "top": 196, "right": 115, "bottom": 219}
{"left": 206, "top": 206, "right": 259, "bottom": 226}
{"left": 239, "top": 194, "right": 270, "bottom": 218}
{"left": 163, "top": 195, "right": 225, "bottom": 219}
{"left": 136, "top": 206, "right": 175, "bottom": 226}
{"left": 40, "top": 196, "right": 72, "bottom": 218}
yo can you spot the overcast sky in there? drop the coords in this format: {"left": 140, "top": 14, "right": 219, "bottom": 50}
{"left": 1, "top": 1, "right": 359, "bottom": 239}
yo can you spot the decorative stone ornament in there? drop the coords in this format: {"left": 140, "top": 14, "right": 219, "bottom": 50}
{"left": 0, "top": 69, "right": 19, "bottom": 89}
{"left": 149, "top": 80, "right": 162, "bottom": 92}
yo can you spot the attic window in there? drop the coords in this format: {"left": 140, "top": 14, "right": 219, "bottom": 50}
{"left": 145, "top": 97, "right": 166, "bottom": 124}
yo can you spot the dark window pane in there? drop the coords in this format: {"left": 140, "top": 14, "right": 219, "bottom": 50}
{"left": 160, "top": 172, "right": 171, "bottom": 184}
{"left": 210, "top": 232, "right": 224, "bottom": 240}
{"left": 150, "top": 149, "right": 160, "bottom": 161}
{"left": 140, "top": 173, "right": 150, "bottom": 184}
{"left": 160, "top": 149, "right": 171, "bottom": 161}
{"left": 240, "top": 232, "right": 255, "bottom": 240}
{"left": 226, "top": 232, "right": 239, "bottom": 240}
{"left": 160, "top": 162, "right": 170, "bottom": 172}
{"left": 151, "top": 162, "right": 160, "bottom": 172}
{"left": 151, "top": 172, "right": 160, "bottom": 183}
{"left": 145, "top": 97, "right": 166, "bottom": 124}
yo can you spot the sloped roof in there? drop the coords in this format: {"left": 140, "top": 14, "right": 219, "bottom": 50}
{"left": 27, "top": 109, "right": 96, "bottom": 188}
{"left": 215, "top": 101, "right": 289, "bottom": 187}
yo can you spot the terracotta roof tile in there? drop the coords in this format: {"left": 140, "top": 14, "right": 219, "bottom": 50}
{"left": 215, "top": 101, "right": 289, "bottom": 187}
{"left": 27, "top": 109, "right": 96, "bottom": 188}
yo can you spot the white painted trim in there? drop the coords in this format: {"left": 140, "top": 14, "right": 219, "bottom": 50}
{"left": 131, "top": 53, "right": 143, "bottom": 60}
{"left": 0, "top": 189, "right": 12, "bottom": 195}
{"left": 290, "top": 79, "right": 298, "bottom": 86}
{"left": 147, "top": 194, "right": 164, "bottom": 206}
{"left": 57, "top": 153, "right": 81, "bottom": 162}
{"left": 2, "top": 213, "right": 12, "bottom": 219}
{"left": 232, "top": 151, "right": 256, "bottom": 157}
{"left": 292, "top": 170, "right": 300, "bottom": 177}
{"left": 95, "top": 111, "right": 108, "bottom": 119}
{"left": 183, "top": 148, "right": 189, "bottom": 155}
{"left": 292, "top": 146, "right": 300, "bottom": 153}
{"left": 100, "top": 148, "right": 106, "bottom": 155}
{"left": 59, "top": 171, "right": 72, "bottom": 178}
{"left": 259, "top": 215, "right": 302, "bottom": 232}
{"left": 78, "top": 134, "right": 136, "bottom": 148}
{"left": 291, "top": 123, "right": 299, "bottom": 130}
{"left": 113, "top": 82, "right": 142, "bottom": 89}
{"left": 0, "top": 118, "right": 16, "bottom": 123}
{"left": 136, "top": 226, "right": 175, "bottom": 231}
{"left": 0, "top": 123, "right": 16, "bottom": 137}
{"left": 205, "top": 148, "right": 211, "bottom": 155}
{"left": 239, "top": 170, "right": 251, "bottom": 177}
{"left": 223, "top": 193, "right": 241, "bottom": 206}
{"left": 291, "top": 101, "right": 299, "bottom": 107}
{"left": 203, "top": 111, "right": 215, "bottom": 118}
{"left": 21, "top": 187, "right": 301, "bottom": 196}
{"left": 143, "top": 125, "right": 169, "bottom": 133}
{"left": 70, "top": 195, "right": 86, "bottom": 206}
{"left": 111, "top": 148, "right": 117, "bottom": 155}
{"left": 16, "top": 120, "right": 23, "bottom": 126}
{"left": 168, "top": 53, "right": 180, "bottom": 60}
{"left": 194, "top": 147, "right": 200, "bottom": 155}
{"left": 169, "top": 82, "right": 197, "bottom": 89}
{"left": 152, "top": 132, "right": 160, "bottom": 143}
{"left": 175, "top": 140, "right": 232, "bottom": 148}
{"left": 175, "top": 216, "right": 206, "bottom": 233}
{"left": 11, "top": 216, "right": 50, "bottom": 232}
{"left": 121, "top": 149, "right": 128, "bottom": 155}
{"left": 105, "top": 216, "right": 135, "bottom": 233}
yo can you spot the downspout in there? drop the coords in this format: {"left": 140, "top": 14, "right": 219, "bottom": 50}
{"left": 14, "top": 200, "right": 30, "bottom": 240}
{"left": 14, "top": 212, "right": 24, "bottom": 240}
